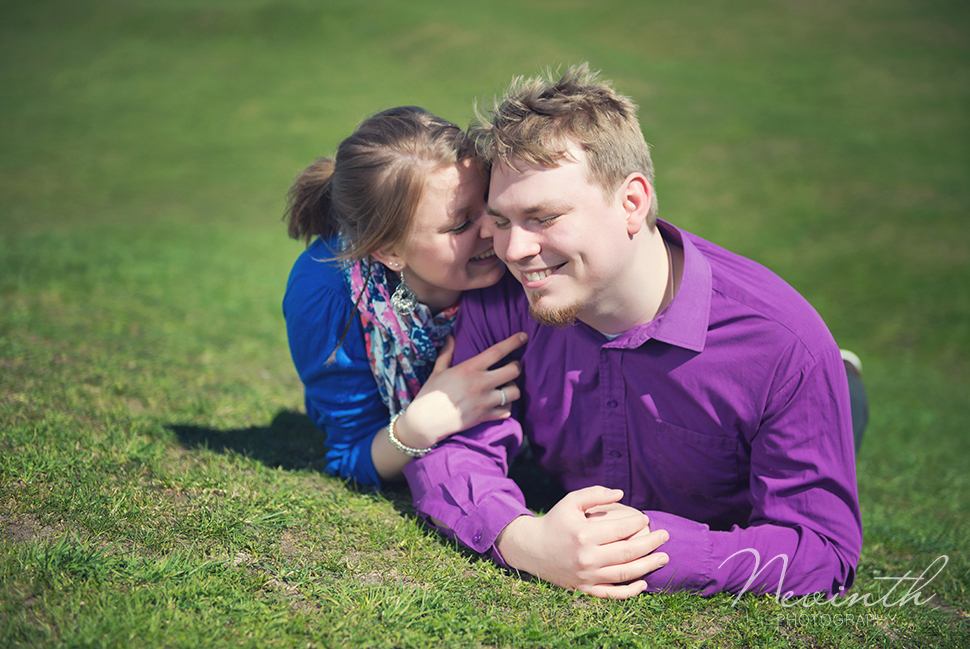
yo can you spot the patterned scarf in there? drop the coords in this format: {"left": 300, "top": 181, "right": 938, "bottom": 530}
{"left": 343, "top": 255, "right": 458, "bottom": 415}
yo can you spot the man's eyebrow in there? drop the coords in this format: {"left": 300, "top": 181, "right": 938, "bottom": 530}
{"left": 486, "top": 202, "right": 567, "bottom": 218}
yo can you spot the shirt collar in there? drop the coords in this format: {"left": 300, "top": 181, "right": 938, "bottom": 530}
{"left": 601, "top": 219, "right": 711, "bottom": 352}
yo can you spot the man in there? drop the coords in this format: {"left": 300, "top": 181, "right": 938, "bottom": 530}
{"left": 403, "top": 64, "right": 862, "bottom": 600}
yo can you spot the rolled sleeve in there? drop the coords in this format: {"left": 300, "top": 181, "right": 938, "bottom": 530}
{"left": 404, "top": 417, "right": 533, "bottom": 560}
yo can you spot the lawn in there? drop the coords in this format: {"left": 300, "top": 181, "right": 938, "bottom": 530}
{"left": 1, "top": 0, "right": 968, "bottom": 647}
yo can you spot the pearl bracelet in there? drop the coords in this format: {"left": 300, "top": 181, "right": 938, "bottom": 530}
{"left": 387, "top": 411, "right": 433, "bottom": 458}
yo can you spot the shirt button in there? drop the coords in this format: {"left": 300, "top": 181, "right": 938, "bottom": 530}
{"left": 473, "top": 532, "right": 482, "bottom": 543}
{"left": 607, "top": 399, "right": 619, "bottom": 408}
{"left": 608, "top": 450, "right": 622, "bottom": 459}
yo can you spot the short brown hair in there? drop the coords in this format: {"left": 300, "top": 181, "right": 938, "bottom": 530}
{"left": 285, "top": 106, "right": 473, "bottom": 259}
{"left": 471, "top": 63, "right": 658, "bottom": 225}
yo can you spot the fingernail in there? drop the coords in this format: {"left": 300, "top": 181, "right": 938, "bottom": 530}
{"left": 519, "top": 333, "right": 528, "bottom": 342}
{"left": 659, "top": 555, "right": 668, "bottom": 567}
{"left": 661, "top": 531, "right": 669, "bottom": 543}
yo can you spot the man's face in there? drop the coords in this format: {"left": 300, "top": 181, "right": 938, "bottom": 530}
{"left": 486, "top": 147, "right": 635, "bottom": 327}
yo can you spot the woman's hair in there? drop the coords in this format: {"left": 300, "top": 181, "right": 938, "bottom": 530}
{"left": 285, "top": 106, "right": 473, "bottom": 259}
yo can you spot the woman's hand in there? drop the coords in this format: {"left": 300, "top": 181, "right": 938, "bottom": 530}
{"left": 393, "top": 332, "right": 527, "bottom": 450}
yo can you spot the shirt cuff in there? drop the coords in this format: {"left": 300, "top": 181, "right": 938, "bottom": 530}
{"left": 486, "top": 511, "right": 536, "bottom": 570}
{"left": 413, "top": 486, "right": 533, "bottom": 562}
{"left": 641, "top": 510, "right": 715, "bottom": 594}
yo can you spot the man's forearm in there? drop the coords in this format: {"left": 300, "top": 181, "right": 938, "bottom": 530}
{"left": 640, "top": 510, "right": 858, "bottom": 597}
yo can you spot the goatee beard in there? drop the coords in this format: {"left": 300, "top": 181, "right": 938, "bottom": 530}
{"left": 527, "top": 292, "right": 582, "bottom": 328}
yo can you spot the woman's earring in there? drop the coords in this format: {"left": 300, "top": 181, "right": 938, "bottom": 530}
{"left": 390, "top": 269, "right": 418, "bottom": 314}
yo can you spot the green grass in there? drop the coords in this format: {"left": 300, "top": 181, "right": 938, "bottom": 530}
{"left": 2, "top": 0, "right": 968, "bottom": 646}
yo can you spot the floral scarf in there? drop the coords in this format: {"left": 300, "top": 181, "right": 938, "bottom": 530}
{"left": 343, "top": 255, "right": 458, "bottom": 415}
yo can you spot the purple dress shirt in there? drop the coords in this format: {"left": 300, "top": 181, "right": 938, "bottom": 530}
{"left": 404, "top": 220, "right": 862, "bottom": 597}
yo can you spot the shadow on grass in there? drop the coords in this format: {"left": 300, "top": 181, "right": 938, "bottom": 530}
{"left": 168, "top": 409, "right": 566, "bottom": 514}
{"left": 167, "top": 409, "right": 331, "bottom": 473}
{"left": 168, "top": 410, "right": 570, "bottom": 579}
{"left": 169, "top": 410, "right": 565, "bottom": 570}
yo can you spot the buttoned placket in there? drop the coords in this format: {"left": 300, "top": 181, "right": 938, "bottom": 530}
{"left": 599, "top": 343, "right": 632, "bottom": 501}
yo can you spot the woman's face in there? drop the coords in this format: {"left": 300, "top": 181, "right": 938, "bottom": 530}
{"left": 389, "top": 158, "right": 505, "bottom": 310}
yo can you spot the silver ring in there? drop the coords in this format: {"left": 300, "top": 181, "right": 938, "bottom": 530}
{"left": 498, "top": 387, "right": 507, "bottom": 407}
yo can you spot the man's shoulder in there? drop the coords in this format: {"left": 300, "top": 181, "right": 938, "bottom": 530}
{"left": 461, "top": 270, "right": 530, "bottom": 322}
{"left": 685, "top": 231, "right": 834, "bottom": 353}
{"left": 452, "top": 270, "right": 540, "bottom": 363}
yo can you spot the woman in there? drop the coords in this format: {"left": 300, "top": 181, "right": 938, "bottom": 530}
{"left": 283, "top": 106, "right": 526, "bottom": 488}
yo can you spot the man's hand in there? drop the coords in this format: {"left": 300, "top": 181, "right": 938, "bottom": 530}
{"left": 495, "top": 486, "right": 669, "bottom": 599}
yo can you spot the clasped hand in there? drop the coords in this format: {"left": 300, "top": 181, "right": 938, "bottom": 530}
{"left": 496, "top": 486, "right": 669, "bottom": 599}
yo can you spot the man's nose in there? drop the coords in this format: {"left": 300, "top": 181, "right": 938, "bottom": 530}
{"left": 504, "top": 225, "right": 541, "bottom": 263}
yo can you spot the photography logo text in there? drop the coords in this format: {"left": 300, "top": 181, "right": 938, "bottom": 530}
{"left": 719, "top": 548, "right": 949, "bottom": 616}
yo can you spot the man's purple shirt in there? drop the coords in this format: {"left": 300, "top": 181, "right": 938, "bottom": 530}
{"left": 404, "top": 220, "right": 862, "bottom": 596}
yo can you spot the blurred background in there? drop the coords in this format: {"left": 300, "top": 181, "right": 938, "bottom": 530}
{"left": 4, "top": 1, "right": 967, "bottom": 364}
{"left": 1, "top": 0, "right": 968, "bottom": 633}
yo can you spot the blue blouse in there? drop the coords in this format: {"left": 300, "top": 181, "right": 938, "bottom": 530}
{"left": 283, "top": 237, "right": 388, "bottom": 488}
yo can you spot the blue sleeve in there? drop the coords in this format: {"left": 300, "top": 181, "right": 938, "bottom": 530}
{"left": 283, "top": 242, "right": 388, "bottom": 488}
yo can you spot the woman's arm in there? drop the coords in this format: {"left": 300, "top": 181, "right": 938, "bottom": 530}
{"left": 284, "top": 245, "right": 389, "bottom": 487}
{"left": 284, "top": 242, "right": 527, "bottom": 486}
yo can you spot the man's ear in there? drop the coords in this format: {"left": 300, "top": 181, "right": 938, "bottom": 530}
{"left": 620, "top": 173, "right": 653, "bottom": 236}
{"left": 371, "top": 247, "right": 405, "bottom": 271}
